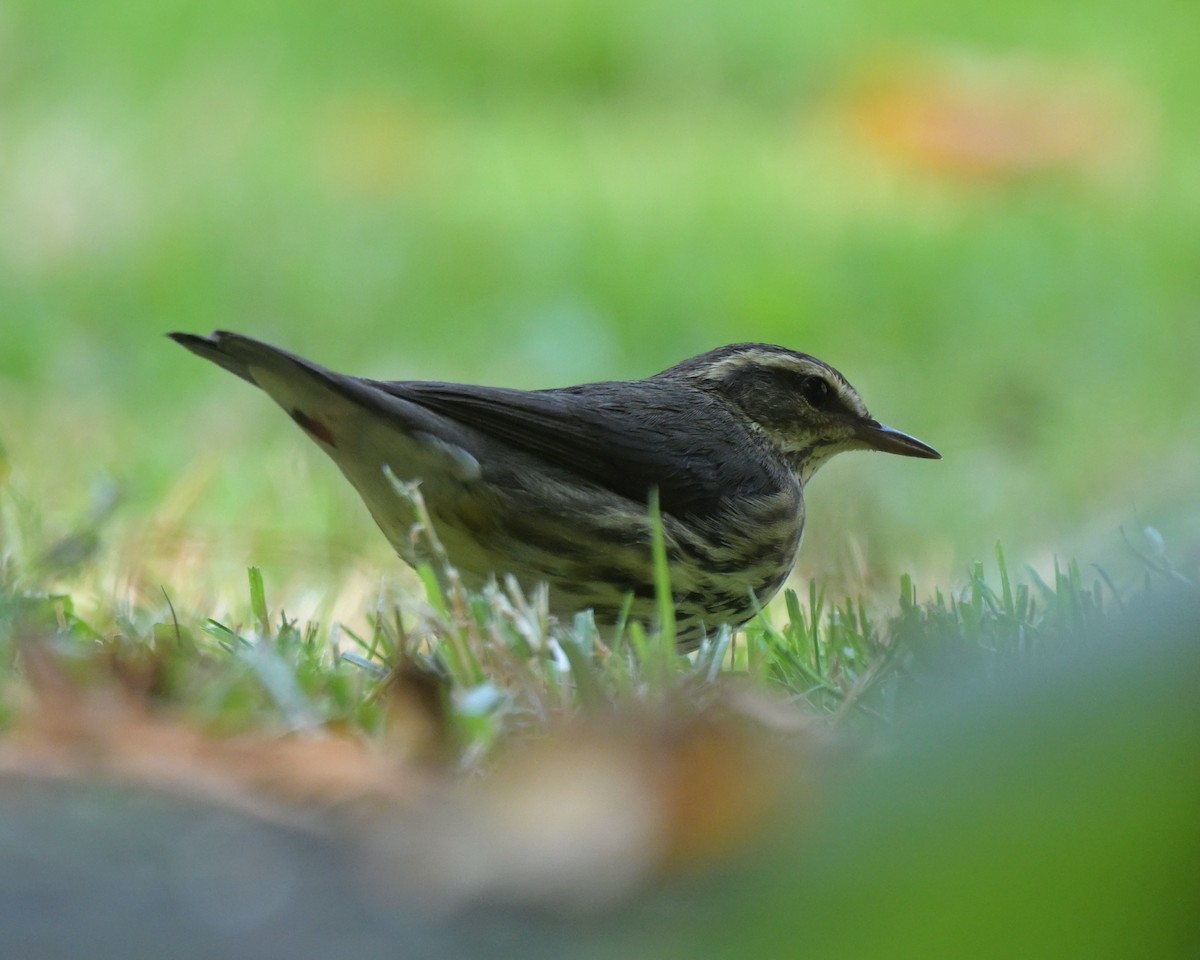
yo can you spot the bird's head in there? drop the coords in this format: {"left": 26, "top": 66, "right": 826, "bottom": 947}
{"left": 658, "top": 343, "right": 940, "bottom": 482}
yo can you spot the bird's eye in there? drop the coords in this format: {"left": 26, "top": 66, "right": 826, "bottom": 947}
{"left": 800, "top": 376, "right": 831, "bottom": 408}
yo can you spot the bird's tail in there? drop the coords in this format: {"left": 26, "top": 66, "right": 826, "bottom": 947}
{"left": 168, "top": 329, "right": 471, "bottom": 569}
{"left": 168, "top": 330, "right": 263, "bottom": 385}
{"left": 168, "top": 329, "right": 390, "bottom": 446}
{"left": 170, "top": 329, "right": 391, "bottom": 416}
{"left": 168, "top": 330, "right": 344, "bottom": 389}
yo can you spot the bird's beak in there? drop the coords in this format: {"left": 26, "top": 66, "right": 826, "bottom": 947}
{"left": 856, "top": 419, "right": 941, "bottom": 459}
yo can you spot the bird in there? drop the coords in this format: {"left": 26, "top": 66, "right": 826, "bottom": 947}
{"left": 170, "top": 331, "right": 939, "bottom": 647}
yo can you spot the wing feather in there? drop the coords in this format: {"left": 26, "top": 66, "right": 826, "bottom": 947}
{"left": 374, "top": 379, "right": 782, "bottom": 519}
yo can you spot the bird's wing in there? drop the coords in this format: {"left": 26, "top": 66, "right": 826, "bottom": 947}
{"left": 374, "top": 379, "right": 780, "bottom": 519}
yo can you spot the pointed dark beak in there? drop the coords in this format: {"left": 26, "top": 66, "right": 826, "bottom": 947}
{"left": 856, "top": 419, "right": 941, "bottom": 459}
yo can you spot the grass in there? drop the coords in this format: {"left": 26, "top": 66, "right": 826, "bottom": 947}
{"left": 4, "top": 461, "right": 1191, "bottom": 755}
{"left": 3, "top": 497, "right": 1197, "bottom": 958}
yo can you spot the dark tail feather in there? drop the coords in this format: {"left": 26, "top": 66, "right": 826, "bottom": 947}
{"left": 169, "top": 331, "right": 401, "bottom": 425}
{"left": 168, "top": 331, "right": 258, "bottom": 385}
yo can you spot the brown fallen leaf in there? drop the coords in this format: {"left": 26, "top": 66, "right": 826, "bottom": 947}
{"left": 2, "top": 633, "right": 820, "bottom": 913}
{"left": 2, "top": 638, "right": 434, "bottom": 827}
{"left": 353, "top": 696, "right": 817, "bottom": 910}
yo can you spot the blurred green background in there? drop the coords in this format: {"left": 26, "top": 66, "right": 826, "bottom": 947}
{"left": 1, "top": 0, "right": 1197, "bottom": 613}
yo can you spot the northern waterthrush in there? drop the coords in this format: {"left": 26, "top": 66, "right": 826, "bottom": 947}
{"left": 171, "top": 332, "right": 939, "bottom": 646}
